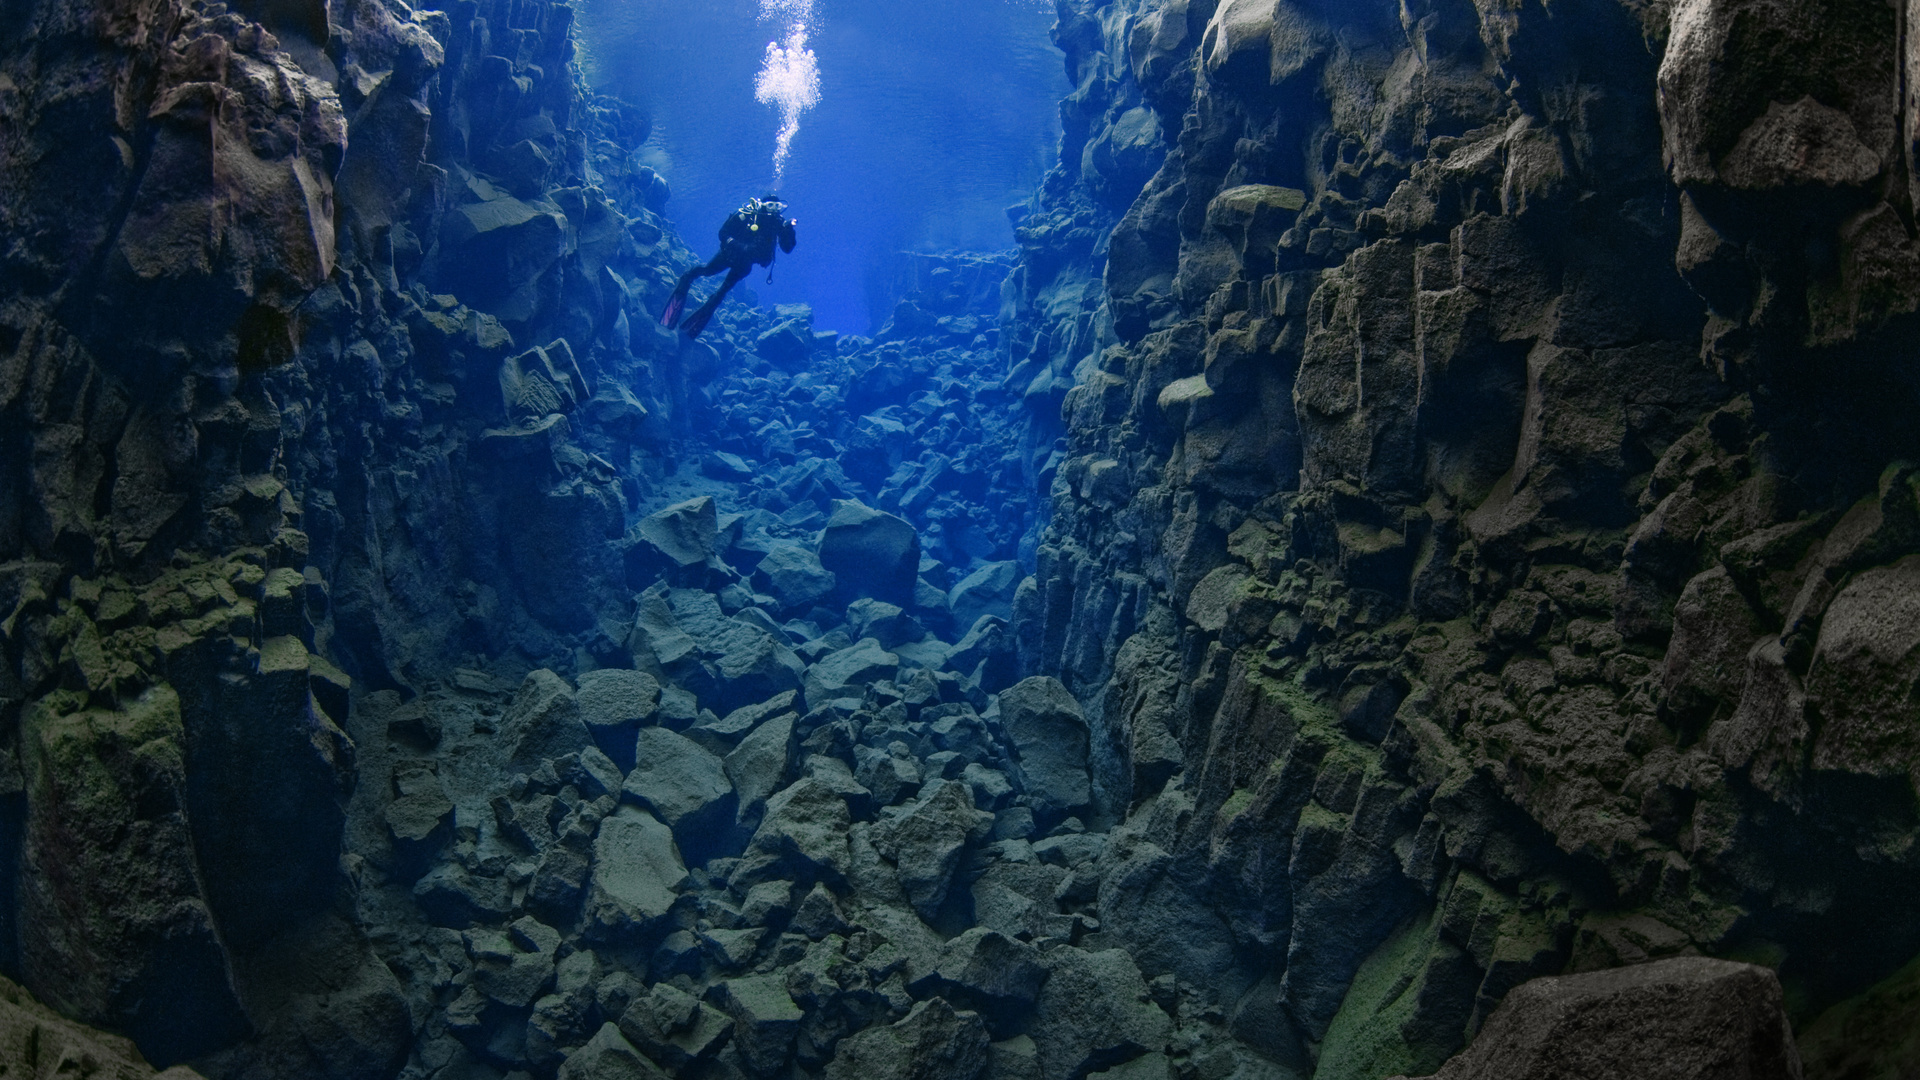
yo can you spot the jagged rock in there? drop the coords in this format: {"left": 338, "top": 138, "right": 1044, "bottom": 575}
{"left": 468, "top": 919, "right": 559, "bottom": 1008}
{"left": 558, "top": 749, "right": 626, "bottom": 802}
{"left": 960, "top": 764, "right": 1014, "bottom": 811}
{"left": 584, "top": 807, "right": 686, "bottom": 938}
{"left": 1395, "top": 957, "right": 1802, "bottom": 1080}
{"left": 987, "top": 1035, "right": 1042, "bottom": 1080}
{"left": 997, "top": 677, "right": 1091, "bottom": 820}
{"left": 577, "top": 669, "right": 662, "bottom": 729}
{"left": 439, "top": 192, "right": 571, "bottom": 322}
{"left": 913, "top": 927, "right": 1047, "bottom": 1012}
{"left": 556, "top": 1022, "right": 667, "bottom": 1080}
{"left": 577, "top": 669, "right": 661, "bottom": 770}
{"left": 625, "top": 728, "right": 736, "bottom": 856}
{"left": 702, "top": 927, "right": 766, "bottom": 971}
{"left": 731, "top": 777, "right": 854, "bottom": 888}
{"left": 970, "top": 858, "right": 1068, "bottom": 940}
{"left": 1032, "top": 832, "right": 1105, "bottom": 868}
{"left": 693, "top": 692, "right": 800, "bottom": 754}
{"left": 714, "top": 974, "right": 805, "bottom": 1076}
{"left": 758, "top": 544, "right": 838, "bottom": 610}
{"left": 948, "top": 561, "right": 1022, "bottom": 630}
{"left": 1796, "top": 948, "right": 1920, "bottom": 1080}
{"left": 857, "top": 743, "right": 925, "bottom": 807}
{"left": 757, "top": 318, "right": 814, "bottom": 368}
{"left": 414, "top": 864, "right": 516, "bottom": 928}
{"left": 702, "top": 625, "right": 807, "bottom": 716}
{"left": 848, "top": 598, "right": 926, "bottom": 649}
{"left": 1094, "top": 842, "right": 1242, "bottom": 1000}
{"left": 873, "top": 780, "right": 993, "bottom": 920}
{"left": 1805, "top": 556, "right": 1920, "bottom": 787}
{"left": 1087, "top": 1053, "right": 1171, "bottom": 1079}
{"left": 805, "top": 638, "right": 901, "bottom": 710}
{"left": 618, "top": 984, "right": 733, "bottom": 1071}
{"left": 384, "top": 760, "right": 453, "bottom": 846}
{"left": 818, "top": 501, "right": 921, "bottom": 604}
{"left": 636, "top": 496, "right": 720, "bottom": 569}
{"left": 726, "top": 712, "right": 796, "bottom": 823}
{"left": 704, "top": 450, "right": 756, "bottom": 480}
{"left": 530, "top": 841, "right": 590, "bottom": 923}
{"left": 822, "top": 997, "right": 990, "bottom": 1080}
{"left": 802, "top": 753, "right": 874, "bottom": 817}
{"left": 500, "top": 342, "right": 589, "bottom": 421}
{"left": 789, "top": 882, "right": 852, "bottom": 940}
{"left": 506, "top": 670, "right": 593, "bottom": 772}
{"left": 1029, "top": 948, "right": 1170, "bottom": 1080}
{"left": 949, "top": 616, "right": 1018, "bottom": 693}
{"left": 740, "top": 880, "right": 795, "bottom": 927}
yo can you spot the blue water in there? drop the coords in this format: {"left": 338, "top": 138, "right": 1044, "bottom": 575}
{"left": 579, "top": 0, "right": 1064, "bottom": 332}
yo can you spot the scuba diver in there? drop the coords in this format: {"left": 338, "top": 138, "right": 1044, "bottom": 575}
{"left": 661, "top": 194, "right": 798, "bottom": 338}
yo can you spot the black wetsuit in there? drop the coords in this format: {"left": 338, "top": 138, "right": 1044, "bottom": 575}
{"left": 661, "top": 201, "right": 798, "bottom": 338}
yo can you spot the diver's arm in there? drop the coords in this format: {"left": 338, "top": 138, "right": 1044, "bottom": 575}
{"left": 780, "top": 219, "right": 797, "bottom": 254}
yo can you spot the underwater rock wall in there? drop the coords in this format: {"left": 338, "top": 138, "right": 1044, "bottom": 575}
{"left": 0, "top": 0, "right": 1154, "bottom": 1078}
{"left": 2, "top": 0, "right": 1919, "bottom": 1077}
{"left": 1009, "top": 0, "right": 1920, "bottom": 1075}
{"left": 0, "top": 0, "right": 698, "bottom": 1070}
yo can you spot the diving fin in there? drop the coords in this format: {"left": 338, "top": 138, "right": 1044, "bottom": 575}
{"left": 682, "top": 303, "right": 717, "bottom": 339}
{"left": 660, "top": 289, "right": 687, "bottom": 328}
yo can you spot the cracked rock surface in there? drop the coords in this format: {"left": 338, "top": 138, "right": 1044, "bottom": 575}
{"left": 3, "top": 0, "right": 1919, "bottom": 1077}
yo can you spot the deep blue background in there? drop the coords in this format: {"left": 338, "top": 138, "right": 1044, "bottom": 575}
{"left": 579, "top": 0, "right": 1065, "bottom": 332}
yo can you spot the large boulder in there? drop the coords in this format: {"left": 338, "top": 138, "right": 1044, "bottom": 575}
{"left": 818, "top": 501, "right": 920, "bottom": 605}
{"left": 617, "top": 984, "right": 733, "bottom": 1071}
{"left": 873, "top": 780, "right": 992, "bottom": 921}
{"left": 584, "top": 807, "right": 687, "bottom": 939}
{"left": 635, "top": 497, "right": 720, "bottom": 569}
{"left": 757, "top": 544, "right": 838, "bottom": 610}
{"left": 624, "top": 729, "right": 736, "bottom": 859}
{"left": 804, "top": 638, "right": 901, "bottom": 711}
{"left": 997, "top": 677, "right": 1092, "bottom": 820}
{"left": 576, "top": 669, "right": 661, "bottom": 770}
{"left": 730, "top": 777, "right": 854, "bottom": 889}
{"left": 725, "top": 712, "right": 796, "bottom": 824}
{"left": 822, "top": 997, "right": 990, "bottom": 1080}
{"left": 912, "top": 926, "right": 1048, "bottom": 1014}
{"left": 1395, "top": 957, "right": 1802, "bottom": 1080}
{"left": 556, "top": 1022, "right": 667, "bottom": 1080}
{"left": 1805, "top": 556, "right": 1920, "bottom": 790}
{"left": 1030, "top": 947, "right": 1170, "bottom": 1079}
{"left": 947, "top": 561, "right": 1021, "bottom": 630}
{"left": 506, "top": 670, "right": 593, "bottom": 773}
{"left": 713, "top": 975, "right": 804, "bottom": 1075}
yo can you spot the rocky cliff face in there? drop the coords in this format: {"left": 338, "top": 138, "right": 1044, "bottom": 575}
{"left": 1012, "top": 0, "right": 1920, "bottom": 1074}
{"left": 3, "top": 0, "right": 1918, "bottom": 1078}
{"left": 0, "top": 0, "right": 686, "bottom": 1069}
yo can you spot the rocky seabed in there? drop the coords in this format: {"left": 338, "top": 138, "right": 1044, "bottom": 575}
{"left": 4, "top": 0, "right": 1920, "bottom": 1078}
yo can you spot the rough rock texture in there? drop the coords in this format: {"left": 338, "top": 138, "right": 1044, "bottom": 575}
{"left": 5, "top": 0, "right": 1920, "bottom": 1077}
{"left": 0, "top": 972, "right": 210, "bottom": 1079}
{"left": 1396, "top": 957, "right": 1803, "bottom": 1080}
{"left": 1004, "top": 0, "right": 1920, "bottom": 1076}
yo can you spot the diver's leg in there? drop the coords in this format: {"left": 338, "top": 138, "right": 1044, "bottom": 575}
{"left": 681, "top": 264, "right": 749, "bottom": 338}
{"left": 661, "top": 254, "right": 729, "bottom": 327}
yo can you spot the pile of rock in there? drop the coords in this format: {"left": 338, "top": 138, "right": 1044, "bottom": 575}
{"left": 352, "top": 547, "right": 1288, "bottom": 1078}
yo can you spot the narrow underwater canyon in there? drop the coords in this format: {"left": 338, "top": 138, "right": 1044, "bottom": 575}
{"left": 2, "top": 0, "right": 1919, "bottom": 1078}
